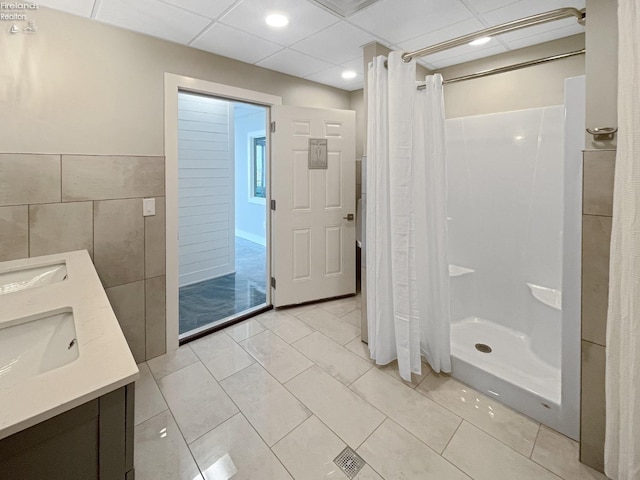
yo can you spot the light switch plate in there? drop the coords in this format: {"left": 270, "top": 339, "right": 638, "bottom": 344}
{"left": 143, "top": 198, "right": 156, "bottom": 217}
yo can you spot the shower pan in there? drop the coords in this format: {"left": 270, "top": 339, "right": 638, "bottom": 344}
{"left": 445, "top": 76, "right": 585, "bottom": 439}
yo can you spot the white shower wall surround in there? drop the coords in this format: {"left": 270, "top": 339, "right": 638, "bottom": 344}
{"left": 445, "top": 76, "right": 584, "bottom": 439}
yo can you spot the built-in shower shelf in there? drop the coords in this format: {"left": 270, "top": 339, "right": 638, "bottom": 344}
{"left": 449, "top": 265, "right": 475, "bottom": 277}
{"left": 527, "top": 283, "right": 562, "bottom": 310}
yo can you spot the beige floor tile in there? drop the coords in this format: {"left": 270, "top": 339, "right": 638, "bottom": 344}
{"left": 225, "top": 319, "right": 266, "bottom": 342}
{"left": 190, "top": 331, "right": 255, "bottom": 381}
{"left": 272, "top": 416, "right": 347, "bottom": 480}
{"left": 354, "top": 465, "right": 384, "bottom": 480}
{"left": 281, "top": 303, "right": 317, "bottom": 317}
{"left": 147, "top": 345, "right": 199, "bottom": 380}
{"left": 358, "top": 419, "right": 471, "bottom": 480}
{"left": 285, "top": 366, "right": 385, "bottom": 447}
{"left": 417, "top": 373, "right": 539, "bottom": 456}
{"left": 350, "top": 368, "right": 461, "bottom": 453}
{"left": 158, "top": 362, "right": 238, "bottom": 443}
{"left": 444, "top": 422, "right": 562, "bottom": 480}
{"left": 240, "top": 330, "right": 313, "bottom": 383}
{"left": 135, "top": 410, "right": 203, "bottom": 480}
{"left": 345, "top": 337, "right": 374, "bottom": 363}
{"left": 134, "top": 362, "right": 168, "bottom": 426}
{"left": 220, "top": 363, "right": 311, "bottom": 446}
{"left": 532, "top": 426, "right": 609, "bottom": 480}
{"left": 256, "top": 309, "right": 314, "bottom": 344}
{"left": 299, "top": 307, "right": 361, "bottom": 345}
{"left": 341, "top": 308, "right": 362, "bottom": 327}
{"left": 378, "top": 360, "right": 432, "bottom": 388}
{"left": 319, "top": 297, "right": 358, "bottom": 317}
{"left": 190, "top": 413, "right": 292, "bottom": 480}
{"left": 292, "top": 331, "right": 372, "bottom": 385}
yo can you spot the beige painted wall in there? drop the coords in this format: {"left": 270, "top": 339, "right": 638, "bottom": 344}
{"left": 0, "top": 7, "right": 351, "bottom": 156}
{"left": 585, "top": 0, "right": 618, "bottom": 149}
{"left": 436, "top": 34, "right": 585, "bottom": 118}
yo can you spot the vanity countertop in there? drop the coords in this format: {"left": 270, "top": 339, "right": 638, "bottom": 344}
{"left": 0, "top": 250, "right": 139, "bottom": 440}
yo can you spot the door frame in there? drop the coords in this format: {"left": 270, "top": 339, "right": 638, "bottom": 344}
{"left": 164, "top": 73, "right": 282, "bottom": 352}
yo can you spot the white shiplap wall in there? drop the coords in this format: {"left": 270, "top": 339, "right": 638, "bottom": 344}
{"left": 178, "top": 92, "right": 234, "bottom": 287}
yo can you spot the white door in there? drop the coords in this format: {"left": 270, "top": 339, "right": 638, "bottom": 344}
{"left": 271, "top": 106, "right": 356, "bottom": 307}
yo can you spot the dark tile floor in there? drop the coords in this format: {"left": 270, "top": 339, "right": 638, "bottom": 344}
{"left": 179, "top": 237, "right": 267, "bottom": 335}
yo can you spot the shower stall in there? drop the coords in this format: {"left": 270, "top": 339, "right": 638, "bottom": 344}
{"left": 445, "top": 76, "right": 585, "bottom": 439}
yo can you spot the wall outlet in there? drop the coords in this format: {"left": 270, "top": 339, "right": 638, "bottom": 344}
{"left": 143, "top": 198, "right": 156, "bottom": 217}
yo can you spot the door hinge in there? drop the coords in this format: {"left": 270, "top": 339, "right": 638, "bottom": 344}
{"left": 270, "top": 199, "right": 276, "bottom": 211}
{"left": 270, "top": 121, "right": 276, "bottom": 133}
{"left": 271, "top": 277, "right": 276, "bottom": 289}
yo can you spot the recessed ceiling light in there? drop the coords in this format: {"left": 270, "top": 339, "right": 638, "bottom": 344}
{"left": 341, "top": 70, "right": 357, "bottom": 79}
{"left": 469, "top": 36, "right": 491, "bottom": 46}
{"left": 265, "top": 13, "right": 289, "bottom": 28}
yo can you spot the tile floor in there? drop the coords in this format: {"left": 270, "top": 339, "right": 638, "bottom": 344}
{"left": 179, "top": 237, "right": 266, "bottom": 334}
{"left": 135, "top": 295, "right": 608, "bottom": 480}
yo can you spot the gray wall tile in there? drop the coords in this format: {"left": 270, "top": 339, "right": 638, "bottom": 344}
{"left": 145, "top": 276, "right": 166, "bottom": 360}
{"left": 0, "top": 154, "right": 61, "bottom": 206}
{"left": 62, "top": 155, "right": 164, "bottom": 202}
{"left": 582, "top": 215, "right": 611, "bottom": 346}
{"left": 145, "top": 197, "right": 165, "bottom": 278}
{"left": 583, "top": 150, "right": 615, "bottom": 216}
{"left": 106, "top": 280, "right": 146, "bottom": 364}
{"left": 0, "top": 206, "right": 28, "bottom": 261}
{"left": 580, "top": 340, "right": 606, "bottom": 472}
{"left": 29, "top": 202, "right": 93, "bottom": 258}
{"left": 94, "top": 199, "right": 144, "bottom": 288}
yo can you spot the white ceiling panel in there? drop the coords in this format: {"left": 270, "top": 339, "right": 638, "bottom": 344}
{"left": 257, "top": 49, "right": 334, "bottom": 78}
{"left": 497, "top": 18, "right": 583, "bottom": 44}
{"left": 192, "top": 23, "right": 284, "bottom": 64}
{"left": 220, "top": 0, "right": 340, "bottom": 46}
{"left": 341, "top": 57, "right": 365, "bottom": 75}
{"left": 349, "top": 0, "right": 475, "bottom": 44}
{"left": 160, "top": 0, "right": 238, "bottom": 19}
{"left": 96, "top": 0, "right": 211, "bottom": 45}
{"left": 305, "top": 66, "right": 363, "bottom": 91}
{"left": 397, "top": 17, "right": 486, "bottom": 53}
{"left": 481, "top": 0, "right": 585, "bottom": 28}
{"left": 291, "top": 22, "right": 377, "bottom": 65}
{"left": 38, "top": 0, "right": 95, "bottom": 17}
{"left": 430, "top": 44, "right": 508, "bottom": 69}
{"left": 461, "top": 0, "right": 521, "bottom": 14}
{"left": 504, "top": 24, "right": 585, "bottom": 51}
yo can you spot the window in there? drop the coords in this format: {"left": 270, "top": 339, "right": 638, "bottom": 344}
{"left": 249, "top": 134, "right": 266, "bottom": 203}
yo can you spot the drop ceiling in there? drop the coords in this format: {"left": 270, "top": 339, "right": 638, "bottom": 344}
{"left": 35, "top": 0, "right": 585, "bottom": 91}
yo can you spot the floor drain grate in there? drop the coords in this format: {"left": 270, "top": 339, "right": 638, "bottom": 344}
{"left": 334, "top": 446, "right": 366, "bottom": 479}
{"left": 475, "top": 343, "right": 492, "bottom": 353}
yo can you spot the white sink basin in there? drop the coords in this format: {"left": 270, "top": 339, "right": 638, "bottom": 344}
{"left": 0, "top": 263, "right": 67, "bottom": 295}
{"left": 0, "top": 309, "right": 78, "bottom": 388}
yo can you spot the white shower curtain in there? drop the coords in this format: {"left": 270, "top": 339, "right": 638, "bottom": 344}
{"left": 366, "top": 51, "right": 451, "bottom": 381}
{"left": 605, "top": 1, "right": 640, "bottom": 479}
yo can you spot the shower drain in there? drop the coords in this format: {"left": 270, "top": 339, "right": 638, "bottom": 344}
{"left": 475, "top": 343, "right": 492, "bottom": 353}
{"left": 334, "top": 447, "right": 365, "bottom": 479}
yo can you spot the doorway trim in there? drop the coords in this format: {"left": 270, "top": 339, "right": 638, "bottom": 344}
{"left": 164, "top": 73, "right": 282, "bottom": 352}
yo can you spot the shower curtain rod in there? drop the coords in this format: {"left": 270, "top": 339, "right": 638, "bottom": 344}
{"left": 402, "top": 7, "right": 586, "bottom": 63}
{"left": 419, "top": 48, "right": 586, "bottom": 87}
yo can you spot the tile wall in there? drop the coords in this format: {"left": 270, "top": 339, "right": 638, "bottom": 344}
{"left": 580, "top": 149, "right": 615, "bottom": 471}
{"left": 0, "top": 153, "right": 166, "bottom": 363}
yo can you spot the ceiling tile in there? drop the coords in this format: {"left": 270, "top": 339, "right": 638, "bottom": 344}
{"left": 481, "top": 0, "right": 585, "bottom": 35}
{"left": 497, "top": 18, "right": 583, "bottom": 44}
{"left": 341, "top": 57, "right": 365, "bottom": 75}
{"left": 291, "top": 21, "right": 377, "bottom": 65}
{"left": 304, "top": 66, "right": 363, "bottom": 91}
{"left": 504, "top": 23, "right": 585, "bottom": 50}
{"left": 430, "top": 44, "right": 507, "bottom": 69}
{"left": 160, "top": 0, "right": 238, "bottom": 19}
{"left": 397, "top": 17, "right": 486, "bottom": 53}
{"left": 96, "top": 0, "right": 211, "bottom": 44}
{"left": 461, "top": 0, "right": 521, "bottom": 14}
{"left": 257, "top": 49, "right": 334, "bottom": 78}
{"left": 349, "top": 0, "right": 474, "bottom": 44}
{"left": 38, "top": 0, "right": 95, "bottom": 17}
{"left": 220, "top": 0, "right": 340, "bottom": 46}
{"left": 192, "top": 23, "right": 284, "bottom": 64}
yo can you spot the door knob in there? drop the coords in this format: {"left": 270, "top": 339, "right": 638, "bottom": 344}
{"left": 343, "top": 213, "right": 354, "bottom": 221}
